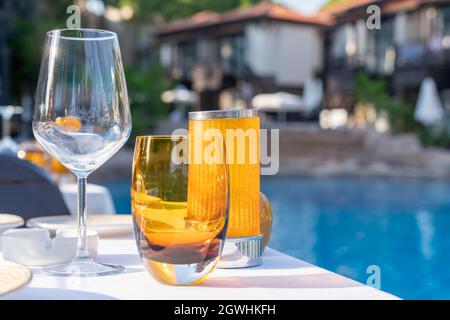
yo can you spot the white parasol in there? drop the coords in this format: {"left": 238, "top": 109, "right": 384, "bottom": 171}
{"left": 161, "top": 85, "right": 199, "bottom": 105}
{"left": 415, "top": 77, "right": 444, "bottom": 126}
{"left": 252, "top": 79, "right": 323, "bottom": 113}
{"left": 252, "top": 92, "right": 303, "bottom": 111}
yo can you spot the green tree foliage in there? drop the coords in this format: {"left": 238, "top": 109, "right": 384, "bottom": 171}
{"left": 107, "top": 0, "right": 262, "bottom": 22}
{"left": 323, "top": 0, "right": 348, "bottom": 8}
{"left": 418, "top": 126, "right": 450, "bottom": 148}
{"left": 354, "top": 71, "right": 450, "bottom": 147}
{"left": 8, "top": 0, "right": 74, "bottom": 103}
{"left": 354, "top": 72, "right": 415, "bottom": 134}
{"left": 125, "top": 63, "right": 170, "bottom": 137}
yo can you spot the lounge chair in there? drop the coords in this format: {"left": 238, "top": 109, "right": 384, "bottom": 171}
{"left": 0, "top": 155, "right": 70, "bottom": 220}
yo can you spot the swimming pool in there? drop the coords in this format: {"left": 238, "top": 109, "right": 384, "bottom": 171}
{"left": 99, "top": 177, "right": 450, "bottom": 299}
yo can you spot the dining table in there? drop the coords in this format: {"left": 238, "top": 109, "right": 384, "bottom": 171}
{"left": 1, "top": 237, "right": 399, "bottom": 300}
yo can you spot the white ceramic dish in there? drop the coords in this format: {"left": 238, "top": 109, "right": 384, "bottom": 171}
{"left": 1, "top": 228, "right": 98, "bottom": 266}
{"left": 27, "top": 214, "right": 133, "bottom": 238}
{"left": 0, "top": 214, "right": 24, "bottom": 234}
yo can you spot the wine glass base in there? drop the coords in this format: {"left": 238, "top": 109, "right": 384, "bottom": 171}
{"left": 42, "top": 257, "right": 124, "bottom": 277}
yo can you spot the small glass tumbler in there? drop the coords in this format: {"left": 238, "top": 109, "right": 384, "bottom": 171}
{"left": 131, "top": 136, "right": 229, "bottom": 285}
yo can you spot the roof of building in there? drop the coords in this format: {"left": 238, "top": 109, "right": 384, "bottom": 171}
{"left": 320, "top": 0, "right": 383, "bottom": 16}
{"left": 155, "top": 2, "right": 332, "bottom": 36}
{"left": 321, "top": 0, "right": 446, "bottom": 17}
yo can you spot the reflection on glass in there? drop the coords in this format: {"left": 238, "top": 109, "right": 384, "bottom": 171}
{"left": 18, "top": 141, "right": 71, "bottom": 179}
{"left": 260, "top": 192, "right": 272, "bottom": 251}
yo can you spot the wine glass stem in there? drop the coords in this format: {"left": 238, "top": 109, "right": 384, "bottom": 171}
{"left": 76, "top": 175, "right": 89, "bottom": 259}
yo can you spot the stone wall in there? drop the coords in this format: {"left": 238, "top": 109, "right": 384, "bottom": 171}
{"left": 277, "top": 126, "right": 450, "bottom": 179}
{"left": 92, "top": 124, "right": 450, "bottom": 180}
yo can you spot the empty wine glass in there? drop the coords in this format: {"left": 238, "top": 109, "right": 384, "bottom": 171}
{"left": 33, "top": 29, "right": 132, "bottom": 276}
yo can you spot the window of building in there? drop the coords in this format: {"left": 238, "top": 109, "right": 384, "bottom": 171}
{"left": 330, "top": 26, "right": 347, "bottom": 60}
{"left": 177, "top": 41, "right": 196, "bottom": 79}
{"left": 220, "top": 34, "right": 245, "bottom": 75}
{"left": 375, "top": 18, "right": 395, "bottom": 75}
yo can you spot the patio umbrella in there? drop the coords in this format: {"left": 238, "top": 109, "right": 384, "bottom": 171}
{"left": 415, "top": 77, "right": 444, "bottom": 126}
{"left": 252, "top": 79, "right": 323, "bottom": 113}
{"left": 252, "top": 92, "right": 303, "bottom": 111}
{"left": 161, "top": 85, "right": 199, "bottom": 105}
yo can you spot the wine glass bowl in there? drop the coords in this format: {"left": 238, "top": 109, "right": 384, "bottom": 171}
{"left": 33, "top": 29, "right": 131, "bottom": 276}
{"left": 34, "top": 116, "right": 128, "bottom": 174}
{"left": 33, "top": 29, "right": 131, "bottom": 176}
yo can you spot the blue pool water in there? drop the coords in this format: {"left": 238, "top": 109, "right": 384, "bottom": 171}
{"left": 99, "top": 177, "right": 450, "bottom": 299}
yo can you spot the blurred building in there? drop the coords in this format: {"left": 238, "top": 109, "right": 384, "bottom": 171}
{"left": 0, "top": 0, "right": 11, "bottom": 105}
{"left": 323, "top": 0, "right": 450, "bottom": 109}
{"left": 155, "top": 2, "right": 330, "bottom": 110}
{"left": 81, "top": 0, "right": 155, "bottom": 67}
{"left": 0, "top": 0, "right": 37, "bottom": 105}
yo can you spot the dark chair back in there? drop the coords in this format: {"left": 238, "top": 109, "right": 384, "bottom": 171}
{"left": 0, "top": 155, "right": 70, "bottom": 220}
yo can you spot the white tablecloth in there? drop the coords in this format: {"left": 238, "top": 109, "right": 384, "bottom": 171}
{"left": 2, "top": 238, "right": 398, "bottom": 300}
{"left": 59, "top": 183, "right": 116, "bottom": 215}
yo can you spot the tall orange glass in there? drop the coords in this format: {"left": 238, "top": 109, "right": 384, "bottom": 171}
{"left": 189, "top": 109, "right": 262, "bottom": 268}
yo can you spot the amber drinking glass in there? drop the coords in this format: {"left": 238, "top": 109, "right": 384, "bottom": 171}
{"left": 131, "top": 136, "right": 229, "bottom": 285}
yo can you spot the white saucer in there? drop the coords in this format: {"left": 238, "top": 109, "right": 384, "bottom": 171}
{"left": 27, "top": 215, "right": 133, "bottom": 238}
{"left": 0, "top": 214, "right": 24, "bottom": 234}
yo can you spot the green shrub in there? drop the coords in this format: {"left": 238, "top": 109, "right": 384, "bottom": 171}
{"left": 354, "top": 72, "right": 415, "bottom": 134}
{"left": 417, "top": 126, "right": 450, "bottom": 148}
{"left": 354, "top": 71, "right": 450, "bottom": 147}
{"left": 125, "top": 63, "right": 170, "bottom": 137}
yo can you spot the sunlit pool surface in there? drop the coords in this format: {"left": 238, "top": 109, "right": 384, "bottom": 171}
{"left": 99, "top": 177, "right": 450, "bottom": 299}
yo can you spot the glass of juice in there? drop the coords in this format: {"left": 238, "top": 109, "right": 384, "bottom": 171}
{"left": 189, "top": 109, "right": 263, "bottom": 268}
